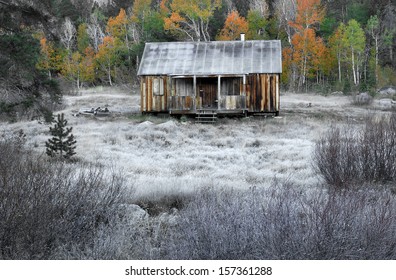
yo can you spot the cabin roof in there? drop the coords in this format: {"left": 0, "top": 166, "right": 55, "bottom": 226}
{"left": 137, "top": 40, "right": 282, "bottom": 76}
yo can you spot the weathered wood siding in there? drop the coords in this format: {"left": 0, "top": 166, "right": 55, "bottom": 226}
{"left": 246, "top": 74, "right": 280, "bottom": 113}
{"left": 219, "top": 95, "right": 246, "bottom": 110}
{"left": 169, "top": 96, "right": 194, "bottom": 110}
{"left": 141, "top": 76, "right": 169, "bottom": 112}
{"left": 141, "top": 74, "right": 280, "bottom": 114}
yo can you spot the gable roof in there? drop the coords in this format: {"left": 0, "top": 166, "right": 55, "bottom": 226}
{"left": 138, "top": 40, "right": 282, "bottom": 76}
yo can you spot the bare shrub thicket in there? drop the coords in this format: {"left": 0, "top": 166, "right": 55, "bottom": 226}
{"left": 0, "top": 138, "right": 126, "bottom": 259}
{"left": 42, "top": 183, "right": 396, "bottom": 260}
{"left": 314, "top": 113, "right": 396, "bottom": 189}
{"left": 156, "top": 184, "right": 396, "bottom": 260}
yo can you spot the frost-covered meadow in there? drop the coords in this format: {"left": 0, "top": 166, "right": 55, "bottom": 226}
{"left": 1, "top": 87, "right": 392, "bottom": 198}
{"left": 2, "top": 87, "right": 396, "bottom": 259}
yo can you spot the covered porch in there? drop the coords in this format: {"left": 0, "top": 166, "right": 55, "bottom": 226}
{"left": 169, "top": 75, "right": 247, "bottom": 114}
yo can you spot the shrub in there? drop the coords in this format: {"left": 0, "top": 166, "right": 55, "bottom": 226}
{"left": 0, "top": 138, "right": 125, "bottom": 259}
{"left": 156, "top": 184, "right": 396, "bottom": 260}
{"left": 313, "top": 113, "right": 396, "bottom": 189}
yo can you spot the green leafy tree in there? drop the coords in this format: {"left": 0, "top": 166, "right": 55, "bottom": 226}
{"left": 343, "top": 19, "right": 365, "bottom": 86}
{"left": 46, "top": 113, "right": 77, "bottom": 160}
{"left": 366, "top": 15, "right": 380, "bottom": 87}
{"left": 131, "top": 0, "right": 166, "bottom": 42}
{"left": 247, "top": 9, "right": 268, "bottom": 40}
{"left": 77, "top": 23, "right": 90, "bottom": 54}
{"left": 381, "top": 1, "right": 396, "bottom": 66}
{"left": 329, "top": 23, "right": 347, "bottom": 83}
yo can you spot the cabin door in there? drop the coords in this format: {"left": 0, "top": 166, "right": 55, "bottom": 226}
{"left": 197, "top": 78, "right": 217, "bottom": 109}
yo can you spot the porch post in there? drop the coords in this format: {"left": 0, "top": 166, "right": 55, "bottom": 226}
{"left": 218, "top": 75, "right": 221, "bottom": 110}
{"left": 243, "top": 74, "right": 247, "bottom": 110}
{"left": 193, "top": 75, "right": 197, "bottom": 111}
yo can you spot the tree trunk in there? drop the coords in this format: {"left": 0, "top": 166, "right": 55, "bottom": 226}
{"left": 338, "top": 52, "right": 342, "bottom": 83}
{"left": 356, "top": 58, "right": 360, "bottom": 85}
{"left": 108, "top": 61, "right": 112, "bottom": 86}
{"left": 351, "top": 48, "right": 357, "bottom": 85}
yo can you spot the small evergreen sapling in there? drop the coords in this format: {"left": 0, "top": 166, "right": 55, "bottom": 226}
{"left": 46, "top": 113, "right": 77, "bottom": 160}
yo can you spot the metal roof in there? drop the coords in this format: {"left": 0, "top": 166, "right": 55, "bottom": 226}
{"left": 137, "top": 40, "right": 282, "bottom": 76}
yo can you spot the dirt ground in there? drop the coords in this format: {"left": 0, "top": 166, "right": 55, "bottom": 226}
{"left": 1, "top": 88, "right": 394, "bottom": 197}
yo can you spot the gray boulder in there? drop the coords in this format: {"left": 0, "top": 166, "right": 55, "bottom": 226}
{"left": 354, "top": 92, "right": 372, "bottom": 105}
{"left": 378, "top": 86, "right": 396, "bottom": 96}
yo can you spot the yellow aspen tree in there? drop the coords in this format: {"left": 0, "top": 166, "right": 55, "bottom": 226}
{"left": 160, "top": 0, "right": 222, "bottom": 41}
{"left": 95, "top": 36, "right": 116, "bottom": 86}
{"left": 106, "top": 8, "right": 129, "bottom": 46}
{"left": 36, "top": 37, "right": 64, "bottom": 79}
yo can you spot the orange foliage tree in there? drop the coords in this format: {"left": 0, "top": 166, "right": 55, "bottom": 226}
{"left": 285, "top": 0, "right": 327, "bottom": 90}
{"left": 36, "top": 37, "right": 64, "bottom": 78}
{"left": 80, "top": 46, "right": 96, "bottom": 84}
{"left": 217, "top": 10, "right": 249, "bottom": 41}
{"left": 106, "top": 8, "right": 130, "bottom": 48}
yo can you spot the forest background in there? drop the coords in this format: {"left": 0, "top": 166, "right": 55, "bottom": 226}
{"left": 0, "top": 0, "right": 395, "bottom": 120}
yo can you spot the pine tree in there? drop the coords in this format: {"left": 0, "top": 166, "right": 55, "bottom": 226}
{"left": 46, "top": 113, "right": 77, "bottom": 160}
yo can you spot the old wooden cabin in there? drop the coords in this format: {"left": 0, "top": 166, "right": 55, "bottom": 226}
{"left": 138, "top": 39, "right": 282, "bottom": 117}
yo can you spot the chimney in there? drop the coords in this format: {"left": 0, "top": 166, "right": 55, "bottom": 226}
{"left": 240, "top": 33, "right": 245, "bottom": 41}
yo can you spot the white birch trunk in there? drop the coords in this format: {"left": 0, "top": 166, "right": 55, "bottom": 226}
{"left": 351, "top": 48, "right": 357, "bottom": 85}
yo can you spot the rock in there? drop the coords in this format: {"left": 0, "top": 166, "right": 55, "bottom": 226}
{"left": 118, "top": 204, "right": 148, "bottom": 225}
{"left": 156, "top": 121, "right": 178, "bottom": 133}
{"left": 158, "top": 209, "right": 179, "bottom": 227}
{"left": 137, "top": 121, "right": 154, "bottom": 129}
{"left": 355, "top": 92, "right": 372, "bottom": 105}
{"left": 377, "top": 98, "right": 393, "bottom": 109}
{"left": 378, "top": 86, "right": 396, "bottom": 96}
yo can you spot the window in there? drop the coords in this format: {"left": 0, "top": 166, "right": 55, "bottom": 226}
{"left": 221, "top": 77, "right": 242, "bottom": 96}
{"left": 175, "top": 78, "right": 194, "bottom": 96}
{"left": 153, "top": 78, "right": 164, "bottom": 96}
